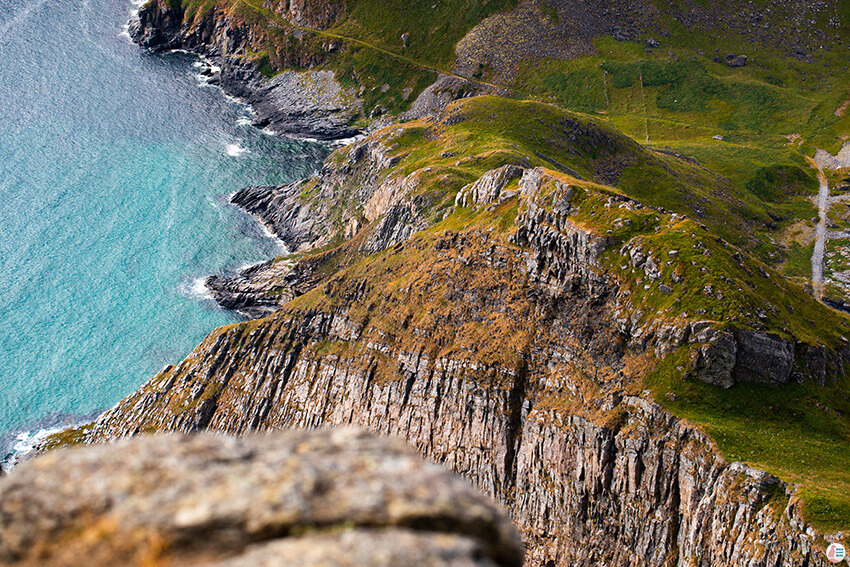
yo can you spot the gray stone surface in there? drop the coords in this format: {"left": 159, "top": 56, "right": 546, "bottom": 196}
{"left": 131, "top": 1, "right": 362, "bottom": 140}
{"left": 456, "top": 165, "right": 524, "bottom": 208}
{"left": 733, "top": 329, "right": 794, "bottom": 385}
{"left": 0, "top": 429, "right": 522, "bottom": 567}
{"left": 249, "top": 70, "right": 363, "bottom": 140}
{"left": 815, "top": 143, "right": 850, "bottom": 170}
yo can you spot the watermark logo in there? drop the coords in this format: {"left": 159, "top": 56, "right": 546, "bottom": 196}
{"left": 827, "top": 542, "right": 847, "bottom": 564}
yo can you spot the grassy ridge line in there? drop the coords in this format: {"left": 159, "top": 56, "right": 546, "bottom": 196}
{"left": 235, "top": 0, "right": 509, "bottom": 93}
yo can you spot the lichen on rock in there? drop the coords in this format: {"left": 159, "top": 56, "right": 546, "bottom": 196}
{"left": 0, "top": 429, "right": 522, "bottom": 567}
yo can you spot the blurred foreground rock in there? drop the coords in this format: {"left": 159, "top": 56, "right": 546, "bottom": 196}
{"left": 0, "top": 429, "right": 522, "bottom": 567}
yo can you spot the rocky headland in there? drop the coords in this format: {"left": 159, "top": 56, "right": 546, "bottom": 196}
{"left": 15, "top": 1, "right": 850, "bottom": 566}
{"left": 56, "top": 94, "right": 848, "bottom": 563}
{"left": 130, "top": 0, "right": 363, "bottom": 140}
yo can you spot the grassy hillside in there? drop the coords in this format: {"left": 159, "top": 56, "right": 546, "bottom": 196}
{"left": 175, "top": 0, "right": 850, "bottom": 155}
{"left": 174, "top": 0, "right": 846, "bottom": 264}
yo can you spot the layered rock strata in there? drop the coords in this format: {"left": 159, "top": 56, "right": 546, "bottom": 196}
{"left": 130, "top": 0, "right": 362, "bottom": 139}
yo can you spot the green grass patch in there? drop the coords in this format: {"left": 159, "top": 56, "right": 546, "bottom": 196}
{"left": 647, "top": 348, "right": 850, "bottom": 533}
{"left": 783, "top": 241, "right": 814, "bottom": 279}
{"left": 338, "top": 0, "right": 520, "bottom": 69}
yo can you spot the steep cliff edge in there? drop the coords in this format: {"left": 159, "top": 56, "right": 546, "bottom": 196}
{"left": 45, "top": 2, "right": 850, "bottom": 563}
{"left": 58, "top": 97, "right": 850, "bottom": 565}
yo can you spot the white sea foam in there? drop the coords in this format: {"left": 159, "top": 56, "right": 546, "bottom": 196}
{"left": 259, "top": 222, "right": 280, "bottom": 241}
{"left": 221, "top": 92, "right": 243, "bottom": 105}
{"left": 331, "top": 133, "right": 367, "bottom": 147}
{"left": 237, "top": 117, "right": 253, "bottom": 127}
{"left": 190, "top": 277, "right": 213, "bottom": 300}
{"left": 247, "top": 220, "right": 286, "bottom": 252}
{"left": 2, "top": 426, "right": 65, "bottom": 472}
{"left": 226, "top": 143, "right": 248, "bottom": 157}
{"left": 177, "top": 277, "right": 214, "bottom": 301}
{"left": 262, "top": 127, "right": 277, "bottom": 136}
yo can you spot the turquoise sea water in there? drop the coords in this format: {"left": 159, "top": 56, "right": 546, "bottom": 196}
{"left": 0, "top": 0, "right": 327, "bottom": 460}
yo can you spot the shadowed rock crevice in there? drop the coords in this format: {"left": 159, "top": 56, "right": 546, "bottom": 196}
{"left": 501, "top": 356, "right": 532, "bottom": 501}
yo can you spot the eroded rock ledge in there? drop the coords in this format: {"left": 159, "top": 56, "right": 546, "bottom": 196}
{"left": 77, "top": 162, "right": 843, "bottom": 566}
{"left": 0, "top": 429, "right": 522, "bottom": 567}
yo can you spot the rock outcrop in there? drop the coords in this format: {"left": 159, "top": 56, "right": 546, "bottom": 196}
{"left": 815, "top": 142, "right": 850, "bottom": 170}
{"left": 206, "top": 259, "right": 300, "bottom": 318}
{"left": 248, "top": 70, "right": 363, "bottom": 140}
{"left": 280, "top": 0, "right": 345, "bottom": 29}
{"left": 74, "top": 315, "right": 832, "bottom": 566}
{"left": 455, "top": 165, "right": 524, "bottom": 208}
{"left": 230, "top": 132, "right": 409, "bottom": 254}
{"left": 454, "top": 0, "right": 846, "bottom": 81}
{"left": 0, "top": 429, "right": 522, "bottom": 567}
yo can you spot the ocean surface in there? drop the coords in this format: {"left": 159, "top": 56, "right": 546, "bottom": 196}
{"left": 0, "top": 0, "right": 327, "bottom": 464}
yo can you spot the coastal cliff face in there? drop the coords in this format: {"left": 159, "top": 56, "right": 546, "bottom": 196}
{"left": 42, "top": 2, "right": 850, "bottom": 565}
{"left": 78, "top": 310, "right": 830, "bottom": 565}
{"left": 71, "top": 97, "right": 850, "bottom": 565}
{"left": 130, "top": 0, "right": 363, "bottom": 139}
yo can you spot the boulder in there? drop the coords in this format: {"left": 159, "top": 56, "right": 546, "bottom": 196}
{"left": 732, "top": 329, "right": 794, "bottom": 385}
{"left": 455, "top": 165, "right": 524, "bottom": 208}
{"left": 725, "top": 54, "right": 748, "bottom": 67}
{"left": 689, "top": 325, "right": 737, "bottom": 389}
{"left": 0, "top": 429, "right": 522, "bottom": 567}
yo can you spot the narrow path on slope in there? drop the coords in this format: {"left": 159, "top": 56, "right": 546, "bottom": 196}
{"left": 807, "top": 155, "right": 830, "bottom": 300}
{"left": 238, "top": 0, "right": 509, "bottom": 93}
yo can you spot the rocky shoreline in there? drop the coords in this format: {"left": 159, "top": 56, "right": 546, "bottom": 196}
{"left": 130, "top": 1, "right": 362, "bottom": 141}
{"left": 127, "top": 0, "right": 494, "bottom": 309}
